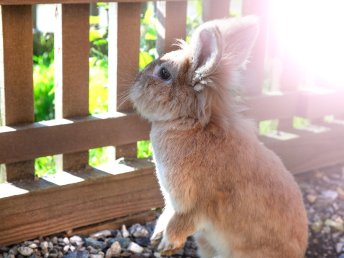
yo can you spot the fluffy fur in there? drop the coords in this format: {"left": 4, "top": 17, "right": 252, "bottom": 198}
{"left": 130, "top": 16, "right": 308, "bottom": 258}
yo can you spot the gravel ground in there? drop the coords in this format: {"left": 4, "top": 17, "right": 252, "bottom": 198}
{"left": 1, "top": 164, "right": 344, "bottom": 258}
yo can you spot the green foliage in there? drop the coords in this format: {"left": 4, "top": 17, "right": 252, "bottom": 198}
{"left": 137, "top": 140, "right": 153, "bottom": 158}
{"left": 139, "top": 2, "right": 158, "bottom": 70}
{"left": 259, "top": 120, "right": 278, "bottom": 134}
{"left": 33, "top": 63, "right": 55, "bottom": 122}
{"left": 35, "top": 156, "right": 56, "bottom": 177}
{"left": 293, "top": 116, "right": 310, "bottom": 128}
{"left": 89, "top": 147, "right": 109, "bottom": 167}
{"left": 89, "top": 57, "right": 108, "bottom": 114}
{"left": 186, "top": 0, "right": 203, "bottom": 42}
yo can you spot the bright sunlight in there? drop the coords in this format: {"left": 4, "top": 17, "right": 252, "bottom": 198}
{"left": 271, "top": 0, "right": 344, "bottom": 88}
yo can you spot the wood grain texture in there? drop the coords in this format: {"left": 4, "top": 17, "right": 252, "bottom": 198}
{"left": 55, "top": 4, "right": 89, "bottom": 118}
{"left": 108, "top": 3, "right": 141, "bottom": 158}
{"left": 0, "top": 113, "right": 150, "bottom": 164}
{"left": 156, "top": 0, "right": 187, "bottom": 55}
{"left": 0, "top": 0, "right": 186, "bottom": 4}
{"left": 202, "top": 0, "right": 230, "bottom": 21}
{"left": 0, "top": 166, "right": 163, "bottom": 246}
{"left": 0, "top": 5, "right": 34, "bottom": 181}
{"left": 55, "top": 4, "right": 90, "bottom": 171}
{"left": 263, "top": 123, "right": 344, "bottom": 174}
{"left": 69, "top": 210, "right": 157, "bottom": 236}
{"left": 245, "top": 92, "right": 299, "bottom": 121}
{"left": 0, "top": 6, "right": 33, "bottom": 125}
{"left": 242, "top": 0, "right": 268, "bottom": 96}
{"left": 296, "top": 90, "right": 344, "bottom": 119}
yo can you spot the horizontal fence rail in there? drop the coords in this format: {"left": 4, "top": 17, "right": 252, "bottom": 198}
{"left": 0, "top": 0, "right": 343, "bottom": 246}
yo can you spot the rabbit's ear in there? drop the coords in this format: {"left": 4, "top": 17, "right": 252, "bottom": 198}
{"left": 190, "top": 26, "right": 222, "bottom": 91}
{"left": 223, "top": 16, "right": 259, "bottom": 68}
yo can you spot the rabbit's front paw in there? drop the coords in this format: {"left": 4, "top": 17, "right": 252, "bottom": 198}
{"left": 150, "top": 231, "right": 163, "bottom": 248}
{"left": 157, "top": 233, "right": 185, "bottom": 256}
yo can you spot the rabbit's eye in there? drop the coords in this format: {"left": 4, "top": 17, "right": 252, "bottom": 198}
{"left": 158, "top": 67, "right": 171, "bottom": 81}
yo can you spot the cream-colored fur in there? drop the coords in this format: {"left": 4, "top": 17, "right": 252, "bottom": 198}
{"left": 130, "top": 16, "right": 308, "bottom": 258}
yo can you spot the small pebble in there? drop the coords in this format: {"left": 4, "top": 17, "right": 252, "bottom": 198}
{"left": 85, "top": 238, "right": 106, "bottom": 250}
{"left": 51, "top": 236, "right": 58, "bottom": 245}
{"left": 121, "top": 225, "right": 129, "bottom": 238}
{"left": 321, "top": 190, "right": 338, "bottom": 201}
{"left": 127, "top": 242, "right": 144, "bottom": 254}
{"left": 105, "top": 241, "right": 121, "bottom": 257}
{"left": 17, "top": 246, "right": 33, "bottom": 256}
{"left": 70, "top": 235, "right": 83, "bottom": 246}
{"left": 336, "top": 242, "right": 344, "bottom": 253}
{"left": 40, "top": 241, "right": 49, "bottom": 254}
{"left": 134, "top": 237, "right": 150, "bottom": 247}
{"left": 107, "top": 237, "right": 130, "bottom": 249}
{"left": 91, "top": 230, "right": 112, "bottom": 239}
{"left": 63, "top": 237, "right": 70, "bottom": 245}
{"left": 307, "top": 194, "right": 317, "bottom": 204}
{"left": 63, "top": 245, "right": 70, "bottom": 253}
{"left": 28, "top": 243, "right": 38, "bottom": 249}
{"left": 90, "top": 254, "right": 104, "bottom": 258}
{"left": 130, "top": 224, "right": 150, "bottom": 238}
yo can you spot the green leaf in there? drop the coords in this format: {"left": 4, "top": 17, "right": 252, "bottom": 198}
{"left": 142, "top": 3, "right": 154, "bottom": 25}
{"left": 93, "top": 39, "right": 108, "bottom": 46}
{"left": 90, "top": 15, "right": 100, "bottom": 25}
{"left": 145, "top": 27, "right": 157, "bottom": 41}
{"left": 139, "top": 51, "right": 154, "bottom": 70}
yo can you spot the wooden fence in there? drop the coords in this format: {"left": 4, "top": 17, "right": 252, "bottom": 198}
{"left": 0, "top": 0, "right": 344, "bottom": 246}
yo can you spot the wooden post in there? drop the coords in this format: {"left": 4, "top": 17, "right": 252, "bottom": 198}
{"left": 242, "top": 0, "right": 268, "bottom": 96}
{"left": 54, "top": 4, "right": 90, "bottom": 171}
{"left": 108, "top": 3, "right": 141, "bottom": 159}
{"left": 0, "top": 5, "right": 34, "bottom": 181}
{"left": 156, "top": 1, "right": 187, "bottom": 56}
{"left": 202, "top": 0, "right": 230, "bottom": 21}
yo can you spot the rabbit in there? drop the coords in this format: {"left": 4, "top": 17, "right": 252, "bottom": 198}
{"left": 129, "top": 16, "right": 308, "bottom": 258}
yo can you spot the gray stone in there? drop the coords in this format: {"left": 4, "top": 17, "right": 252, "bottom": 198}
{"left": 40, "top": 241, "right": 49, "bottom": 254}
{"left": 107, "top": 238, "right": 130, "bottom": 249}
{"left": 121, "top": 225, "right": 129, "bottom": 238}
{"left": 48, "top": 248, "right": 59, "bottom": 258}
{"left": 106, "top": 241, "right": 121, "bottom": 258}
{"left": 52, "top": 237, "right": 58, "bottom": 245}
{"left": 63, "top": 237, "right": 70, "bottom": 245}
{"left": 63, "top": 250, "right": 89, "bottom": 258}
{"left": 90, "top": 254, "right": 104, "bottom": 258}
{"left": 18, "top": 246, "right": 33, "bottom": 256}
{"left": 87, "top": 246, "right": 99, "bottom": 254}
{"left": 63, "top": 245, "right": 70, "bottom": 253}
{"left": 129, "top": 224, "right": 149, "bottom": 238}
{"left": 321, "top": 190, "right": 338, "bottom": 201}
{"left": 127, "top": 242, "right": 144, "bottom": 254}
{"left": 85, "top": 238, "right": 106, "bottom": 250}
{"left": 91, "top": 230, "right": 112, "bottom": 240}
{"left": 69, "top": 236, "right": 83, "bottom": 246}
{"left": 134, "top": 237, "right": 150, "bottom": 247}
{"left": 28, "top": 243, "right": 38, "bottom": 249}
{"left": 336, "top": 242, "right": 344, "bottom": 253}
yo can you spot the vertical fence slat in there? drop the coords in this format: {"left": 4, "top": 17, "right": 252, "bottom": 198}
{"left": 202, "top": 0, "right": 230, "bottom": 21}
{"left": 0, "top": 5, "right": 34, "bottom": 181}
{"left": 242, "top": 0, "right": 267, "bottom": 96}
{"left": 54, "top": 4, "right": 89, "bottom": 171}
{"left": 156, "top": 1, "right": 187, "bottom": 56}
{"left": 108, "top": 3, "right": 141, "bottom": 159}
